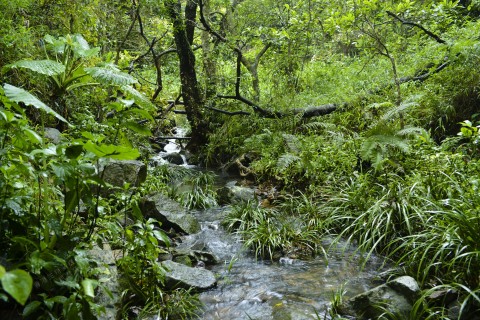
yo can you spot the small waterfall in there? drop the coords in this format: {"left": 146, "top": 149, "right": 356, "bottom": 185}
{"left": 151, "top": 127, "right": 192, "bottom": 167}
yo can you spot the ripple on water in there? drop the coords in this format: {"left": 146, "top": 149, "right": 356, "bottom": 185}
{"left": 192, "top": 210, "right": 384, "bottom": 320}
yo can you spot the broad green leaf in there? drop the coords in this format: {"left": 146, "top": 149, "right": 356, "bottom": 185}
{"left": 1, "top": 269, "right": 33, "bottom": 305}
{"left": 125, "top": 108, "right": 154, "bottom": 122}
{"left": 65, "top": 144, "right": 84, "bottom": 159}
{"left": 85, "top": 67, "right": 137, "bottom": 86}
{"left": 125, "top": 121, "right": 152, "bottom": 136}
{"left": 72, "top": 34, "right": 90, "bottom": 51}
{"left": 153, "top": 230, "right": 171, "bottom": 247}
{"left": 120, "top": 85, "right": 156, "bottom": 111}
{"left": 3, "top": 84, "right": 70, "bottom": 124}
{"left": 83, "top": 141, "right": 140, "bottom": 160}
{"left": 81, "top": 279, "right": 97, "bottom": 298}
{"left": 7, "top": 60, "right": 65, "bottom": 76}
{"left": 55, "top": 279, "right": 80, "bottom": 290}
{"left": 23, "top": 301, "right": 42, "bottom": 317}
{"left": 0, "top": 265, "right": 5, "bottom": 278}
{"left": 65, "top": 190, "right": 79, "bottom": 214}
{"left": 24, "top": 128, "right": 43, "bottom": 145}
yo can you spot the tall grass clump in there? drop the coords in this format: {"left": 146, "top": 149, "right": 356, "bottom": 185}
{"left": 223, "top": 199, "right": 324, "bottom": 260}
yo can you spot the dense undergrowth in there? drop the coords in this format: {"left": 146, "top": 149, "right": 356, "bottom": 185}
{"left": 1, "top": 0, "right": 480, "bottom": 318}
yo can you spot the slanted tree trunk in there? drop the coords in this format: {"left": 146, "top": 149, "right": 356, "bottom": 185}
{"left": 201, "top": 0, "right": 217, "bottom": 100}
{"left": 165, "top": 0, "right": 208, "bottom": 151}
{"left": 239, "top": 43, "right": 271, "bottom": 103}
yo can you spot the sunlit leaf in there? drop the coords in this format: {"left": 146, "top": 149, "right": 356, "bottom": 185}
{"left": 3, "top": 84, "right": 70, "bottom": 124}
{"left": 125, "top": 121, "right": 152, "bottom": 136}
{"left": 83, "top": 141, "right": 140, "bottom": 160}
{"left": 85, "top": 67, "right": 137, "bottom": 86}
{"left": 7, "top": 60, "right": 65, "bottom": 76}
{"left": 1, "top": 269, "right": 33, "bottom": 305}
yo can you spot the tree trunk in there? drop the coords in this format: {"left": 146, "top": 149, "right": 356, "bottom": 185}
{"left": 165, "top": 0, "right": 208, "bottom": 151}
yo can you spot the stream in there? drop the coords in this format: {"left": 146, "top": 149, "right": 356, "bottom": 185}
{"left": 153, "top": 133, "right": 385, "bottom": 320}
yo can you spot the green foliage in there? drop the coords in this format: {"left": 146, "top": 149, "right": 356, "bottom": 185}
{"left": 0, "top": 265, "right": 33, "bottom": 306}
{"left": 223, "top": 199, "right": 323, "bottom": 260}
{"left": 179, "top": 172, "right": 218, "bottom": 209}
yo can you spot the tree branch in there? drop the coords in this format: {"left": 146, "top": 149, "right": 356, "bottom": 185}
{"left": 386, "top": 11, "right": 446, "bottom": 44}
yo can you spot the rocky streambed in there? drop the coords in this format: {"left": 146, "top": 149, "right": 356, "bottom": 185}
{"left": 96, "top": 134, "right": 421, "bottom": 319}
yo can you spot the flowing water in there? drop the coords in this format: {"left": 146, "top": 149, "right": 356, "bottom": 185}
{"left": 183, "top": 207, "right": 384, "bottom": 320}
{"left": 154, "top": 133, "right": 384, "bottom": 320}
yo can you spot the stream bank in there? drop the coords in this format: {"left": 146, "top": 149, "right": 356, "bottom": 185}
{"left": 143, "top": 135, "right": 404, "bottom": 319}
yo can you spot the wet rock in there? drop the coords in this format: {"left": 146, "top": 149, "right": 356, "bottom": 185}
{"left": 100, "top": 160, "right": 147, "bottom": 189}
{"left": 387, "top": 276, "right": 420, "bottom": 302}
{"left": 173, "top": 255, "right": 193, "bottom": 267}
{"left": 139, "top": 193, "right": 200, "bottom": 234}
{"left": 87, "top": 244, "right": 121, "bottom": 320}
{"left": 339, "top": 279, "right": 414, "bottom": 319}
{"left": 217, "top": 181, "right": 256, "bottom": 204}
{"left": 44, "top": 127, "right": 63, "bottom": 144}
{"left": 161, "top": 260, "right": 216, "bottom": 291}
{"left": 172, "top": 247, "right": 219, "bottom": 266}
{"left": 162, "top": 152, "right": 184, "bottom": 165}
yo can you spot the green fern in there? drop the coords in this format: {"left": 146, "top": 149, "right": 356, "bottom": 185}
{"left": 397, "top": 126, "right": 427, "bottom": 137}
{"left": 299, "top": 121, "right": 336, "bottom": 132}
{"left": 381, "top": 95, "right": 422, "bottom": 121}
{"left": 276, "top": 153, "right": 301, "bottom": 171}
{"left": 360, "top": 134, "right": 410, "bottom": 171}
{"left": 282, "top": 133, "right": 301, "bottom": 153}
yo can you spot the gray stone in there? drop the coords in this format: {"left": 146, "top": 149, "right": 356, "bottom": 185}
{"left": 162, "top": 152, "right": 184, "bottom": 165}
{"left": 140, "top": 193, "right": 200, "bottom": 234}
{"left": 100, "top": 160, "right": 147, "bottom": 189}
{"left": 217, "top": 181, "right": 256, "bottom": 204}
{"left": 388, "top": 276, "right": 420, "bottom": 302}
{"left": 339, "top": 284, "right": 413, "bottom": 319}
{"left": 87, "top": 244, "right": 121, "bottom": 320}
{"left": 173, "top": 248, "right": 219, "bottom": 266}
{"left": 44, "top": 127, "right": 63, "bottom": 144}
{"left": 161, "top": 260, "right": 216, "bottom": 291}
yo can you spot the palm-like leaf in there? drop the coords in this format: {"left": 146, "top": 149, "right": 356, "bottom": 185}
{"left": 7, "top": 60, "right": 65, "bottom": 76}
{"left": 3, "top": 84, "right": 69, "bottom": 124}
{"left": 85, "top": 67, "right": 137, "bottom": 86}
{"left": 120, "top": 85, "right": 156, "bottom": 111}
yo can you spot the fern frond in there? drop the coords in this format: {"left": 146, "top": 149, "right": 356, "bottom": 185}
{"left": 276, "top": 153, "right": 301, "bottom": 170}
{"left": 381, "top": 95, "right": 423, "bottom": 121}
{"left": 360, "top": 134, "right": 410, "bottom": 161}
{"left": 299, "top": 121, "right": 336, "bottom": 132}
{"left": 366, "top": 101, "right": 393, "bottom": 110}
{"left": 7, "top": 59, "right": 65, "bottom": 76}
{"left": 382, "top": 102, "right": 418, "bottom": 121}
{"left": 282, "top": 134, "right": 301, "bottom": 153}
{"left": 397, "top": 126, "right": 427, "bottom": 137}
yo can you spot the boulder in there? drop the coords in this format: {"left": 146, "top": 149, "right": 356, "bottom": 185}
{"left": 173, "top": 247, "right": 219, "bottom": 266}
{"left": 339, "top": 276, "right": 420, "bottom": 319}
{"left": 217, "top": 181, "right": 256, "bottom": 204}
{"left": 161, "top": 260, "right": 216, "bottom": 291}
{"left": 140, "top": 193, "right": 200, "bottom": 234}
{"left": 162, "top": 152, "right": 184, "bottom": 165}
{"left": 100, "top": 160, "right": 147, "bottom": 189}
{"left": 44, "top": 127, "right": 63, "bottom": 144}
{"left": 87, "top": 244, "right": 121, "bottom": 320}
{"left": 387, "top": 276, "right": 420, "bottom": 302}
